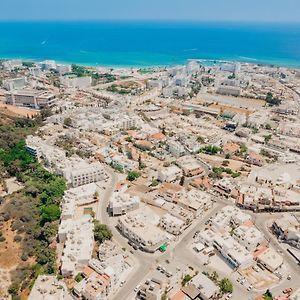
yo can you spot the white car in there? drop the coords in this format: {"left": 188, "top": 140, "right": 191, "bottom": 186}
{"left": 247, "top": 285, "right": 253, "bottom": 291}
{"left": 134, "top": 285, "right": 140, "bottom": 292}
{"left": 226, "top": 294, "right": 232, "bottom": 299}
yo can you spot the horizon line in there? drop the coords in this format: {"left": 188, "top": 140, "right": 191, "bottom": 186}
{"left": 0, "top": 19, "right": 300, "bottom": 24}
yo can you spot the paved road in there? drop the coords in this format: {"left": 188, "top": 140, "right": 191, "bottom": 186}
{"left": 95, "top": 165, "right": 156, "bottom": 300}
{"left": 254, "top": 213, "right": 300, "bottom": 296}
{"left": 96, "top": 167, "right": 300, "bottom": 300}
{"left": 172, "top": 205, "right": 247, "bottom": 300}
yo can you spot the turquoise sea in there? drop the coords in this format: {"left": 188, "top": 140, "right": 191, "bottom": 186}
{"left": 0, "top": 21, "right": 300, "bottom": 68}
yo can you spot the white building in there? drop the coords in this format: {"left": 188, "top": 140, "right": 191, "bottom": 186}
{"left": 3, "top": 77, "right": 27, "bottom": 91}
{"left": 186, "top": 273, "right": 219, "bottom": 300}
{"left": 210, "top": 205, "right": 248, "bottom": 232}
{"left": 213, "top": 234, "right": 253, "bottom": 269}
{"left": 3, "top": 59, "right": 22, "bottom": 70}
{"left": 167, "top": 140, "right": 186, "bottom": 157}
{"left": 5, "top": 89, "right": 56, "bottom": 108}
{"left": 233, "top": 224, "right": 264, "bottom": 251}
{"left": 160, "top": 213, "right": 185, "bottom": 235}
{"left": 61, "top": 183, "right": 98, "bottom": 220}
{"left": 176, "top": 156, "right": 204, "bottom": 177}
{"left": 117, "top": 206, "right": 168, "bottom": 253}
{"left": 29, "top": 66, "right": 43, "bottom": 77}
{"left": 147, "top": 79, "right": 163, "bottom": 90}
{"left": 56, "top": 64, "right": 72, "bottom": 75}
{"left": 65, "top": 162, "right": 105, "bottom": 187}
{"left": 60, "top": 75, "right": 92, "bottom": 89}
{"left": 157, "top": 165, "right": 182, "bottom": 182}
{"left": 60, "top": 216, "right": 94, "bottom": 277}
{"left": 108, "top": 186, "right": 140, "bottom": 216}
{"left": 220, "top": 63, "right": 241, "bottom": 73}
{"left": 256, "top": 247, "right": 283, "bottom": 272}
{"left": 28, "top": 275, "right": 69, "bottom": 300}
{"left": 38, "top": 60, "right": 56, "bottom": 70}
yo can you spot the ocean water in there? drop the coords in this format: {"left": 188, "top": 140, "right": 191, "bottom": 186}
{"left": 0, "top": 21, "right": 300, "bottom": 68}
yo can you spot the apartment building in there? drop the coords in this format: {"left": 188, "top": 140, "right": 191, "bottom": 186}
{"left": 166, "top": 140, "right": 186, "bottom": 157}
{"left": 60, "top": 75, "right": 92, "bottom": 89}
{"left": 117, "top": 207, "right": 168, "bottom": 253}
{"left": 73, "top": 267, "right": 111, "bottom": 300}
{"left": 213, "top": 234, "right": 253, "bottom": 269}
{"left": 68, "top": 162, "right": 105, "bottom": 187}
{"left": 233, "top": 224, "right": 264, "bottom": 251}
{"left": 183, "top": 273, "right": 219, "bottom": 300}
{"left": 157, "top": 165, "right": 182, "bottom": 183}
{"left": 28, "top": 275, "right": 69, "bottom": 300}
{"left": 256, "top": 247, "right": 283, "bottom": 272}
{"left": 60, "top": 216, "right": 94, "bottom": 277}
{"left": 160, "top": 213, "right": 185, "bottom": 235}
{"left": 61, "top": 183, "right": 98, "bottom": 220}
{"left": 108, "top": 188, "right": 140, "bottom": 216}
{"left": 272, "top": 215, "right": 300, "bottom": 249}
{"left": 176, "top": 156, "right": 204, "bottom": 177}
{"left": 3, "top": 77, "right": 27, "bottom": 91}
{"left": 157, "top": 183, "right": 183, "bottom": 203}
{"left": 5, "top": 89, "right": 56, "bottom": 108}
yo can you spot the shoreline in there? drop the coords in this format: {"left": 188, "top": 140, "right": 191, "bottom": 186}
{"left": 2, "top": 55, "right": 300, "bottom": 70}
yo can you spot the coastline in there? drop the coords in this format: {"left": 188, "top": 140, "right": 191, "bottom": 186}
{"left": 1, "top": 55, "right": 299, "bottom": 70}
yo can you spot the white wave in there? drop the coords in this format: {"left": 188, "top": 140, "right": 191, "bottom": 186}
{"left": 238, "top": 56, "right": 258, "bottom": 61}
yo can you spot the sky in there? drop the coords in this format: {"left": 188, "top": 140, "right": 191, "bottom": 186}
{"left": 0, "top": 0, "right": 299, "bottom": 23}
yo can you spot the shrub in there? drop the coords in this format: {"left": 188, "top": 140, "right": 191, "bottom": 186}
{"left": 127, "top": 171, "right": 140, "bottom": 182}
{"left": 94, "top": 221, "right": 112, "bottom": 244}
{"left": 21, "top": 253, "right": 28, "bottom": 261}
{"left": 219, "top": 278, "right": 233, "bottom": 294}
{"left": 14, "top": 235, "right": 22, "bottom": 242}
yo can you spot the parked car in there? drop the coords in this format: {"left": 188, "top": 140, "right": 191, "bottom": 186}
{"left": 283, "top": 288, "right": 293, "bottom": 294}
{"left": 134, "top": 285, "right": 140, "bottom": 292}
{"left": 253, "top": 265, "right": 260, "bottom": 272}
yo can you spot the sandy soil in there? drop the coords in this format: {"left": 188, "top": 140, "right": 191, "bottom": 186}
{"left": 0, "top": 220, "right": 22, "bottom": 269}
{"left": 0, "top": 103, "right": 39, "bottom": 118}
{"left": 198, "top": 153, "right": 247, "bottom": 172}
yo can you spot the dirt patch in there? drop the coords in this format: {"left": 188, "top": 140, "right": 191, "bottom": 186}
{"left": 198, "top": 153, "right": 248, "bottom": 172}
{"left": 209, "top": 103, "right": 255, "bottom": 115}
{"left": 0, "top": 268, "right": 11, "bottom": 299}
{"left": 0, "top": 220, "right": 23, "bottom": 269}
{"left": 0, "top": 103, "right": 39, "bottom": 118}
{"left": 241, "top": 267, "right": 279, "bottom": 289}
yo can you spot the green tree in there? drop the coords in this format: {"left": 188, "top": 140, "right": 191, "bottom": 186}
{"left": 75, "top": 273, "right": 84, "bottom": 282}
{"left": 182, "top": 274, "right": 193, "bottom": 286}
{"left": 219, "top": 278, "right": 233, "bottom": 294}
{"left": 264, "top": 134, "right": 272, "bottom": 143}
{"left": 127, "top": 171, "right": 140, "bottom": 182}
{"left": 210, "top": 271, "right": 219, "bottom": 282}
{"left": 150, "top": 177, "right": 159, "bottom": 187}
{"left": 199, "top": 145, "right": 221, "bottom": 155}
{"left": 94, "top": 221, "right": 112, "bottom": 244}
{"left": 63, "top": 117, "right": 72, "bottom": 127}
{"left": 263, "top": 290, "right": 273, "bottom": 300}
{"left": 8, "top": 283, "right": 19, "bottom": 295}
{"left": 265, "top": 124, "right": 272, "bottom": 130}
{"left": 40, "top": 204, "right": 61, "bottom": 224}
{"left": 222, "top": 160, "right": 230, "bottom": 166}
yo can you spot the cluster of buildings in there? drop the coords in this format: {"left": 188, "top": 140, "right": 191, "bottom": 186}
{"left": 3, "top": 58, "right": 300, "bottom": 299}
{"left": 196, "top": 206, "right": 284, "bottom": 273}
